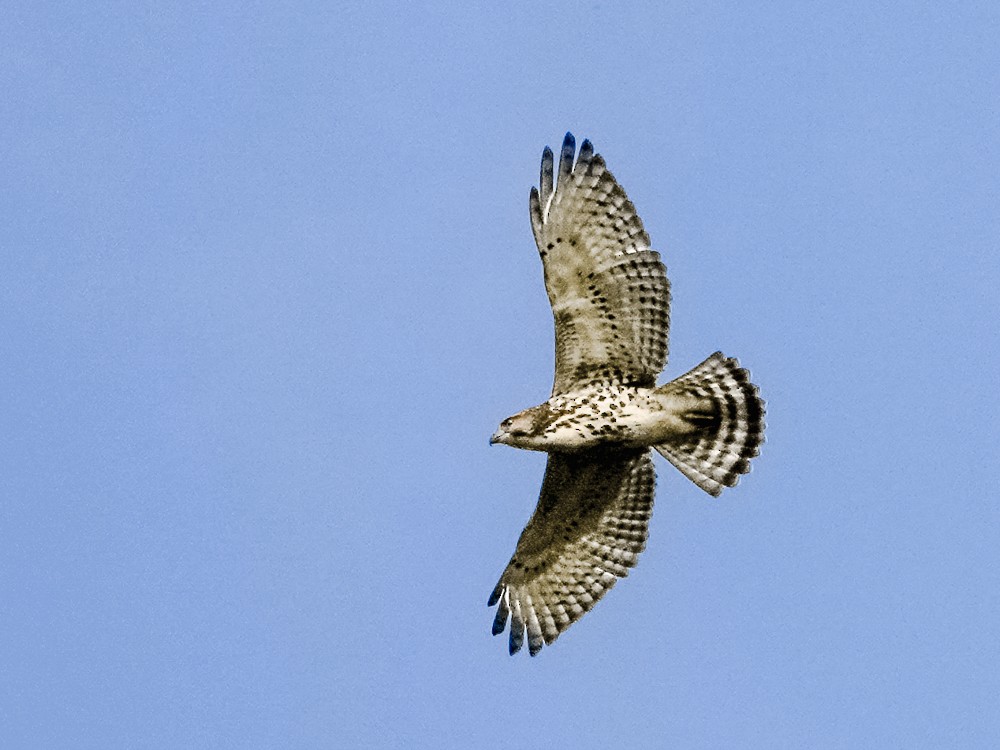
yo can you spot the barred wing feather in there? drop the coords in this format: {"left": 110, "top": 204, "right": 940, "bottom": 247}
{"left": 488, "top": 449, "right": 655, "bottom": 656}
{"left": 529, "top": 134, "right": 671, "bottom": 395}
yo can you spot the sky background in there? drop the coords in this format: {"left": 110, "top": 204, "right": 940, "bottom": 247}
{"left": 2, "top": 2, "right": 999, "bottom": 748}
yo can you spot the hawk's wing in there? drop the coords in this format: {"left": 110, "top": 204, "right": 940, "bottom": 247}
{"left": 487, "top": 449, "right": 655, "bottom": 656}
{"left": 530, "top": 133, "right": 671, "bottom": 395}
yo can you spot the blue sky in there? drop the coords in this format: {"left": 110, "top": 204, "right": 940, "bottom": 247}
{"left": 3, "top": 2, "right": 999, "bottom": 747}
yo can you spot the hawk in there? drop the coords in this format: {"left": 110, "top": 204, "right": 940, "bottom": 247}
{"left": 488, "top": 133, "right": 765, "bottom": 656}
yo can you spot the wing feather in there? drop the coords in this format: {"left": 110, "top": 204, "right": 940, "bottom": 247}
{"left": 557, "top": 132, "right": 575, "bottom": 188}
{"left": 487, "top": 449, "right": 655, "bottom": 656}
{"left": 539, "top": 146, "right": 554, "bottom": 215}
{"left": 530, "top": 133, "right": 671, "bottom": 394}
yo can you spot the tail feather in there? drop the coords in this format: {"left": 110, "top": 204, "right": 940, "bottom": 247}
{"left": 655, "top": 352, "right": 765, "bottom": 496}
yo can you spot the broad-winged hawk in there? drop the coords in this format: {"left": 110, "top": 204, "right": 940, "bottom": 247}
{"left": 488, "top": 133, "right": 765, "bottom": 656}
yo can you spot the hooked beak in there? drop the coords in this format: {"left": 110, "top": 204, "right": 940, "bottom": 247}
{"left": 489, "top": 430, "right": 505, "bottom": 446}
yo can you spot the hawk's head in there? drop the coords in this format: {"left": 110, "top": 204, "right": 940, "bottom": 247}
{"left": 490, "top": 404, "right": 552, "bottom": 451}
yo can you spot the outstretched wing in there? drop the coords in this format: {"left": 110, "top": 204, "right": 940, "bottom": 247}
{"left": 487, "top": 449, "right": 655, "bottom": 656}
{"left": 530, "top": 133, "right": 671, "bottom": 395}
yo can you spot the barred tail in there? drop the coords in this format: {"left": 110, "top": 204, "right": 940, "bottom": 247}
{"left": 654, "top": 352, "right": 765, "bottom": 496}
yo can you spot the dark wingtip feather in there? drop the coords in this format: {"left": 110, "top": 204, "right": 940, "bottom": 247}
{"left": 539, "top": 146, "right": 554, "bottom": 207}
{"left": 487, "top": 582, "right": 502, "bottom": 607}
{"left": 529, "top": 186, "right": 543, "bottom": 240}
{"left": 558, "top": 133, "right": 576, "bottom": 183}
{"left": 578, "top": 139, "right": 594, "bottom": 168}
{"left": 491, "top": 593, "right": 510, "bottom": 636}
{"left": 509, "top": 601, "right": 526, "bottom": 654}
{"left": 492, "top": 617, "right": 506, "bottom": 637}
{"left": 508, "top": 623, "right": 524, "bottom": 655}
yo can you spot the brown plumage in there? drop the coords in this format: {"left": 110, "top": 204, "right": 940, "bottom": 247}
{"left": 489, "top": 134, "right": 765, "bottom": 656}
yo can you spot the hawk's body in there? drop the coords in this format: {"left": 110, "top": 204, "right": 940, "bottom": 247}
{"left": 496, "top": 383, "right": 722, "bottom": 451}
{"left": 489, "top": 134, "right": 765, "bottom": 656}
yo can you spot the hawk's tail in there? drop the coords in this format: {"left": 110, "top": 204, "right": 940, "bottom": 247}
{"left": 654, "top": 353, "right": 765, "bottom": 496}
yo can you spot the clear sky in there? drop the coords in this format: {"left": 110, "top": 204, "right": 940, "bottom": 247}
{"left": 3, "top": 2, "right": 999, "bottom": 748}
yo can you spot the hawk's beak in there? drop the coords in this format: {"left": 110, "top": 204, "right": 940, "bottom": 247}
{"left": 489, "top": 430, "right": 504, "bottom": 446}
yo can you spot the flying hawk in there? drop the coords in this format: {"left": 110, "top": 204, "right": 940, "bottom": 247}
{"left": 488, "top": 133, "right": 765, "bottom": 656}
